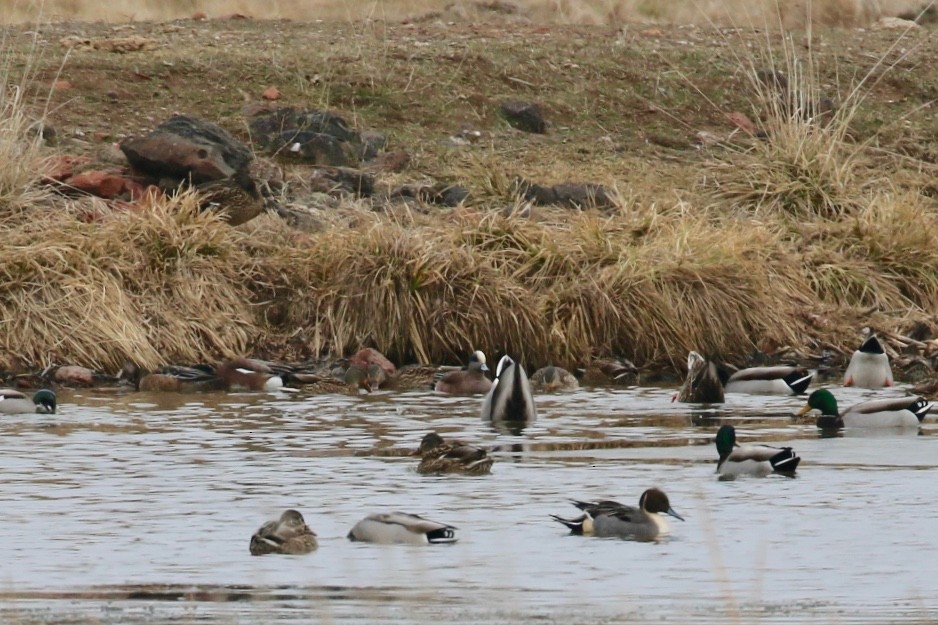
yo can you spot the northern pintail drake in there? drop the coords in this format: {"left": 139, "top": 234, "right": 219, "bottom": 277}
{"left": 844, "top": 335, "right": 893, "bottom": 389}
{"left": 249, "top": 509, "right": 318, "bottom": 556}
{"left": 0, "top": 388, "right": 57, "bottom": 414}
{"left": 551, "top": 488, "right": 684, "bottom": 541}
{"left": 119, "top": 362, "right": 226, "bottom": 392}
{"left": 433, "top": 351, "right": 492, "bottom": 395}
{"left": 413, "top": 432, "right": 494, "bottom": 475}
{"left": 480, "top": 355, "right": 537, "bottom": 423}
{"left": 797, "top": 388, "right": 930, "bottom": 429}
{"left": 715, "top": 425, "right": 800, "bottom": 478}
{"left": 529, "top": 365, "right": 579, "bottom": 392}
{"left": 675, "top": 351, "right": 724, "bottom": 403}
{"left": 724, "top": 366, "right": 813, "bottom": 395}
{"left": 347, "top": 512, "right": 458, "bottom": 545}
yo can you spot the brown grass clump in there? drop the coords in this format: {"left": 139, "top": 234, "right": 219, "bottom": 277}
{"left": 0, "top": 193, "right": 257, "bottom": 371}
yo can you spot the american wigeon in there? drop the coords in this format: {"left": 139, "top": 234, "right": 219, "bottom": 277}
{"left": 119, "top": 362, "right": 225, "bottom": 392}
{"left": 551, "top": 488, "right": 684, "bottom": 541}
{"left": 480, "top": 355, "right": 536, "bottom": 423}
{"left": 529, "top": 365, "right": 579, "bottom": 392}
{"left": 347, "top": 512, "right": 458, "bottom": 545}
{"left": 715, "top": 425, "right": 800, "bottom": 478}
{"left": 797, "top": 388, "right": 930, "bottom": 429}
{"left": 434, "top": 351, "right": 492, "bottom": 395}
{"left": 215, "top": 358, "right": 285, "bottom": 391}
{"left": 249, "top": 509, "right": 318, "bottom": 556}
{"left": 413, "top": 432, "right": 493, "bottom": 476}
{"left": 844, "top": 335, "right": 894, "bottom": 389}
{"left": 0, "top": 388, "right": 56, "bottom": 414}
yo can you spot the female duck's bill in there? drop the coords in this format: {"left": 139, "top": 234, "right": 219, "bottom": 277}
{"left": 844, "top": 334, "right": 893, "bottom": 389}
{"left": 550, "top": 488, "right": 684, "bottom": 542}
{"left": 0, "top": 388, "right": 57, "bottom": 414}
{"left": 715, "top": 425, "right": 800, "bottom": 479}
{"left": 249, "top": 509, "right": 318, "bottom": 556}
{"left": 675, "top": 351, "right": 724, "bottom": 403}
{"left": 347, "top": 512, "right": 458, "bottom": 545}
{"left": 480, "top": 355, "right": 537, "bottom": 423}
{"left": 797, "top": 388, "right": 930, "bottom": 430}
{"left": 724, "top": 366, "right": 813, "bottom": 395}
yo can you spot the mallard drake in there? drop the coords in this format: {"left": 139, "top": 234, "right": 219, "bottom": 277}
{"left": 675, "top": 351, "right": 724, "bottom": 403}
{"left": 797, "top": 388, "right": 930, "bottom": 429}
{"left": 433, "top": 351, "right": 492, "bottom": 395}
{"left": 480, "top": 355, "right": 537, "bottom": 423}
{"left": 119, "top": 362, "right": 226, "bottom": 392}
{"left": 575, "top": 357, "right": 639, "bottom": 386}
{"left": 844, "top": 335, "right": 894, "bottom": 389}
{"left": 529, "top": 365, "right": 579, "bottom": 392}
{"left": 0, "top": 388, "right": 57, "bottom": 414}
{"left": 413, "top": 432, "right": 493, "bottom": 476}
{"left": 715, "top": 425, "right": 800, "bottom": 478}
{"left": 550, "top": 488, "right": 684, "bottom": 541}
{"left": 724, "top": 366, "right": 813, "bottom": 395}
{"left": 249, "top": 509, "right": 318, "bottom": 556}
{"left": 347, "top": 512, "right": 458, "bottom": 545}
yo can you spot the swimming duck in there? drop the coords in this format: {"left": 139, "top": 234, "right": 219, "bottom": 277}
{"left": 480, "top": 355, "right": 537, "bottom": 423}
{"left": 347, "top": 512, "right": 458, "bottom": 545}
{"left": 715, "top": 425, "right": 800, "bottom": 478}
{"left": 529, "top": 365, "right": 579, "bottom": 392}
{"left": 249, "top": 509, "right": 318, "bottom": 556}
{"left": 550, "top": 488, "right": 684, "bottom": 541}
{"left": 575, "top": 357, "right": 639, "bottom": 386}
{"left": 285, "top": 364, "right": 383, "bottom": 393}
{"left": 844, "top": 335, "right": 894, "bottom": 389}
{"left": 215, "top": 358, "right": 285, "bottom": 391}
{"left": 797, "top": 388, "right": 930, "bottom": 429}
{"left": 0, "top": 388, "right": 57, "bottom": 414}
{"left": 433, "top": 351, "right": 492, "bottom": 395}
{"left": 724, "top": 366, "right": 813, "bottom": 395}
{"left": 675, "top": 351, "right": 724, "bottom": 403}
{"left": 413, "top": 432, "right": 494, "bottom": 475}
{"left": 119, "top": 362, "right": 226, "bottom": 392}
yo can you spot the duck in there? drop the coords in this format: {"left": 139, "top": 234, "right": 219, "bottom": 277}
{"left": 480, "top": 355, "right": 537, "bottom": 423}
{"left": 724, "top": 365, "right": 813, "bottom": 395}
{"left": 249, "top": 509, "right": 318, "bottom": 556}
{"left": 550, "top": 488, "right": 684, "bottom": 541}
{"left": 529, "top": 365, "right": 579, "bottom": 392}
{"left": 413, "top": 432, "right": 494, "bottom": 475}
{"left": 285, "top": 364, "right": 383, "bottom": 393}
{"left": 0, "top": 388, "right": 57, "bottom": 414}
{"left": 433, "top": 351, "right": 492, "bottom": 395}
{"left": 119, "top": 362, "right": 226, "bottom": 392}
{"left": 675, "top": 351, "right": 724, "bottom": 403}
{"left": 215, "top": 358, "right": 285, "bottom": 391}
{"left": 715, "top": 425, "right": 800, "bottom": 478}
{"left": 575, "top": 357, "right": 639, "bottom": 386}
{"left": 844, "top": 334, "right": 894, "bottom": 389}
{"left": 797, "top": 388, "right": 930, "bottom": 429}
{"left": 347, "top": 512, "right": 458, "bottom": 545}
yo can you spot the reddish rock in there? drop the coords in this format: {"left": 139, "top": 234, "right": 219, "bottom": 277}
{"left": 53, "top": 365, "right": 95, "bottom": 386}
{"left": 262, "top": 86, "right": 281, "bottom": 101}
{"left": 67, "top": 170, "right": 128, "bottom": 198}
{"left": 192, "top": 11, "right": 208, "bottom": 20}
{"left": 726, "top": 112, "right": 756, "bottom": 134}
{"left": 349, "top": 348, "right": 396, "bottom": 377}
{"left": 52, "top": 80, "right": 72, "bottom": 91}
{"left": 43, "top": 154, "right": 93, "bottom": 182}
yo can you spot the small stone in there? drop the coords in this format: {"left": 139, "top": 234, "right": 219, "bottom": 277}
{"left": 67, "top": 170, "right": 128, "bottom": 199}
{"left": 726, "top": 111, "right": 756, "bottom": 134}
{"left": 42, "top": 154, "right": 93, "bottom": 182}
{"left": 52, "top": 80, "right": 72, "bottom": 91}
{"left": 192, "top": 11, "right": 208, "bottom": 20}
{"left": 500, "top": 100, "right": 548, "bottom": 134}
{"left": 262, "top": 86, "right": 281, "bottom": 101}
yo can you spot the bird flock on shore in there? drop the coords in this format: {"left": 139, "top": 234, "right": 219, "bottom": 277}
{"left": 0, "top": 332, "right": 932, "bottom": 553}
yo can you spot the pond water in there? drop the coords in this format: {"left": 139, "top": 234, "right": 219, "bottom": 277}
{"left": 1, "top": 381, "right": 937, "bottom": 624}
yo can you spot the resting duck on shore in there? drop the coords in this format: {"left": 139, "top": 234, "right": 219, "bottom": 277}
{"left": 797, "top": 388, "right": 930, "bottom": 429}
{"left": 551, "top": 488, "right": 684, "bottom": 541}
{"left": 715, "top": 425, "right": 800, "bottom": 478}
{"left": 844, "top": 335, "right": 893, "bottom": 389}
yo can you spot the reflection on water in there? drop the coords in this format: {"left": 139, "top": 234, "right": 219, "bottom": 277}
{"left": 1, "top": 383, "right": 937, "bottom": 624}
